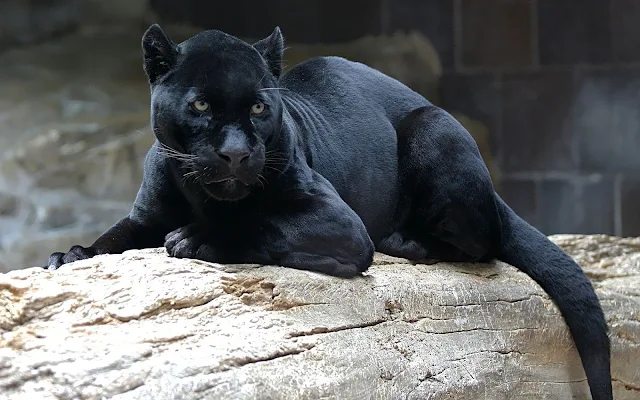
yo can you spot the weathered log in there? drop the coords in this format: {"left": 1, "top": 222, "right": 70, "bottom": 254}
{"left": 0, "top": 235, "right": 638, "bottom": 399}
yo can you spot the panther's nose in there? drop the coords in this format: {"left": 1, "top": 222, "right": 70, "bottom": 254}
{"left": 217, "top": 149, "right": 250, "bottom": 169}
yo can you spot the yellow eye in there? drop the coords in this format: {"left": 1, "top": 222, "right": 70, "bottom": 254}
{"left": 193, "top": 100, "right": 210, "bottom": 112}
{"left": 251, "top": 102, "right": 265, "bottom": 115}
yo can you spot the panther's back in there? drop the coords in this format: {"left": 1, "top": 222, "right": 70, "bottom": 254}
{"left": 281, "top": 56, "right": 430, "bottom": 127}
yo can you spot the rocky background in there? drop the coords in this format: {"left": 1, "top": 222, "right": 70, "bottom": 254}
{"left": 1, "top": 1, "right": 638, "bottom": 271}
{"left": 0, "top": 26, "right": 153, "bottom": 272}
{"left": 0, "top": 2, "right": 500, "bottom": 272}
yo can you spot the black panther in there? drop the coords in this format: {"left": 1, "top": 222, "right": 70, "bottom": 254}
{"left": 47, "top": 25, "right": 611, "bottom": 399}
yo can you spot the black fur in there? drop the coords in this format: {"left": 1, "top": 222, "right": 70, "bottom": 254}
{"left": 47, "top": 25, "right": 611, "bottom": 399}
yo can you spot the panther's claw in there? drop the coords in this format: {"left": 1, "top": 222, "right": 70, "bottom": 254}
{"left": 47, "top": 245, "right": 97, "bottom": 270}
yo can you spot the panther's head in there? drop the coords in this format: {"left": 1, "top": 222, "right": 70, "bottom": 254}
{"left": 141, "top": 24, "right": 286, "bottom": 202}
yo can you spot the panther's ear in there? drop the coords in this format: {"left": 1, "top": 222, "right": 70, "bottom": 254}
{"left": 253, "top": 26, "right": 284, "bottom": 78}
{"left": 142, "top": 24, "right": 178, "bottom": 85}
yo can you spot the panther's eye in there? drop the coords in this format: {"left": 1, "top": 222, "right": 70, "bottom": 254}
{"left": 250, "top": 102, "right": 266, "bottom": 115}
{"left": 192, "top": 100, "right": 210, "bottom": 112}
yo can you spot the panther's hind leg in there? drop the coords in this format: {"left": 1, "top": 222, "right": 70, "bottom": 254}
{"left": 377, "top": 231, "right": 428, "bottom": 261}
{"left": 377, "top": 230, "right": 480, "bottom": 265}
{"left": 391, "top": 105, "right": 498, "bottom": 265}
{"left": 417, "top": 234, "right": 485, "bottom": 263}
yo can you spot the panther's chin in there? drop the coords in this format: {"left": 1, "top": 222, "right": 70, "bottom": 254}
{"left": 202, "top": 179, "right": 252, "bottom": 202}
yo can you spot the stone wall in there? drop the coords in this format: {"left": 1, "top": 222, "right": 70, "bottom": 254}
{"left": 149, "top": 0, "right": 640, "bottom": 237}
{"left": 0, "top": 27, "right": 154, "bottom": 271}
{"left": 0, "top": 0, "right": 150, "bottom": 50}
{"left": 438, "top": 0, "right": 640, "bottom": 238}
{"left": 1, "top": 1, "right": 633, "bottom": 270}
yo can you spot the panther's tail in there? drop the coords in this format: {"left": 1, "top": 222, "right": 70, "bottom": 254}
{"left": 495, "top": 194, "right": 612, "bottom": 400}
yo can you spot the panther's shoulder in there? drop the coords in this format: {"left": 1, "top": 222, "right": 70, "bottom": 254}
{"left": 284, "top": 55, "right": 375, "bottom": 76}
{"left": 281, "top": 55, "right": 388, "bottom": 92}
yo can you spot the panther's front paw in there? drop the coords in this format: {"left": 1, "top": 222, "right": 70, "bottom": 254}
{"left": 164, "top": 224, "right": 214, "bottom": 260}
{"left": 47, "top": 245, "right": 98, "bottom": 270}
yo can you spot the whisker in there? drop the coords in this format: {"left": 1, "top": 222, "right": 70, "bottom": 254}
{"left": 264, "top": 153, "right": 288, "bottom": 159}
{"left": 160, "top": 151, "right": 196, "bottom": 159}
{"left": 258, "top": 87, "right": 291, "bottom": 92}
{"left": 255, "top": 71, "right": 268, "bottom": 89}
{"left": 265, "top": 160, "right": 288, "bottom": 165}
{"left": 158, "top": 154, "right": 189, "bottom": 161}
{"left": 157, "top": 151, "right": 191, "bottom": 158}
{"left": 158, "top": 154, "right": 199, "bottom": 163}
{"left": 157, "top": 149, "right": 194, "bottom": 157}
{"left": 265, "top": 150, "right": 287, "bottom": 156}
{"left": 263, "top": 165, "right": 284, "bottom": 175}
{"left": 156, "top": 144, "right": 200, "bottom": 164}
{"left": 256, "top": 173, "right": 267, "bottom": 188}
{"left": 158, "top": 143, "right": 198, "bottom": 158}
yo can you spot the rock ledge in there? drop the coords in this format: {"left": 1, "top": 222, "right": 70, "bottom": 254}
{"left": 0, "top": 234, "right": 638, "bottom": 399}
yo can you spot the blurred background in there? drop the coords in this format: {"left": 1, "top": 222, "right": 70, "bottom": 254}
{"left": 0, "top": 0, "right": 638, "bottom": 271}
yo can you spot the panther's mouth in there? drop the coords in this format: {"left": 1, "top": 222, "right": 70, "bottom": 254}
{"left": 200, "top": 175, "right": 252, "bottom": 202}
{"left": 203, "top": 175, "right": 249, "bottom": 186}
{"left": 209, "top": 176, "right": 237, "bottom": 184}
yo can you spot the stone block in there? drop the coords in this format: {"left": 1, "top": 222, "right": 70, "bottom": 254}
{"left": 460, "top": 0, "right": 533, "bottom": 68}
{"left": 538, "top": 177, "right": 615, "bottom": 235}
{"left": 387, "top": 0, "right": 455, "bottom": 69}
{"left": 574, "top": 68, "right": 640, "bottom": 173}
{"left": 611, "top": 0, "right": 640, "bottom": 62}
{"left": 501, "top": 71, "right": 577, "bottom": 173}
{"left": 620, "top": 175, "right": 640, "bottom": 237}
{"left": 538, "top": 0, "right": 612, "bottom": 64}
